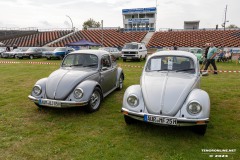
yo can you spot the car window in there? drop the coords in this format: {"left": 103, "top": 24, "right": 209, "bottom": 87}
{"left": 101, "top": 55, "right": 111, "bottom": 68}
{"left": 146, "top": 56, "right": 195, "bottom": 73}
{"left": 110, "top": 55, "right": 116, "bottom": 63}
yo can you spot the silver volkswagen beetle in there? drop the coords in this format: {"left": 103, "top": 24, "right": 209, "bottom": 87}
{"left": 28, "top": 50, "right": 124, "bottom": 112}
{"left": 121, "top": 51, "right": 210, "bottom": 135}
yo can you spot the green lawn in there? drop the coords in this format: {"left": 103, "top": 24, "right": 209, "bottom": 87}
{"left": 0, "top": 58, "right": 239, "bottom": 160}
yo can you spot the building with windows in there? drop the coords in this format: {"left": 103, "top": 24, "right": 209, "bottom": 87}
{"left": 184, "top": 21, "right": 200, "bottom": 30}
{"left": 122, "top": 7, "right": 157, "bottom": 32}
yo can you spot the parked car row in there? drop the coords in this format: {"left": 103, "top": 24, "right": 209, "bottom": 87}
{"left": 28, "top": 50, "right": 210, "bottom": 135}
{"left": 42, "top": 47, "right": 75, "bottom": 60}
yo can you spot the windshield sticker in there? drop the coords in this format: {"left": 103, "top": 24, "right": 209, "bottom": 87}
{"left": 168, "top": 58, "right": 173, "bottom": 70}
{"left": 151, "top": 58, "right": 161, "bottom": 71}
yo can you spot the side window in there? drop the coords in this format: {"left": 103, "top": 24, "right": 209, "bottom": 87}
{"left": 101, "top": 55, "right": 111, "bottom": 68}
{"left": 110, "top": 55, "right": 116, "bottom": 63}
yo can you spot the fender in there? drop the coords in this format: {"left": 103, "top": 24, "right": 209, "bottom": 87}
{"left": 32, "top": 78, "right": 48, "bottom": 98}
{"left": 122, "top": 85, "right": 145, "bottom": 113}
{"left": 68, "top": 80, "right": 102, "bottom": 102}
{"left": 116, "top": 67, "right": 124, "bottom": 86}
{"left": 177, "top": 89, "right": 210, "bottom": 119}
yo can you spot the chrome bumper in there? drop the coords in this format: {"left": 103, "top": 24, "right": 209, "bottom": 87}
{"left": 121, "top": 108, "right": 209, "bottom": 126}
{"left": 28, "top": 95, "right": 88, "bottom": 108}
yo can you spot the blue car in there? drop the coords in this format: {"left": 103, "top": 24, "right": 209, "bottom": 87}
{"left": 43, "top": 47, "right": 74, "bottom": 60}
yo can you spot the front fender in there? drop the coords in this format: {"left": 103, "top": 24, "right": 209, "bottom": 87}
{"left": 122, "top": 85, "right": 145, "bottom": 113}
{"left": 177, "top": 89, "right": 210, "bottom": 119}
{"left": 68, "top": 80, "right": 102, "bottom": 102}
{"left": 31, "top": 78, "right": 48, "bottom": 98}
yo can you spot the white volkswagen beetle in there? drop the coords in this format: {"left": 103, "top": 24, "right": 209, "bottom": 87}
{"left": 121, "top": 51, "right": 210, "bottom": 135}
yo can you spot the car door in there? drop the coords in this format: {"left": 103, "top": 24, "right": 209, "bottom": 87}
{"left": 100, "top": 54, "right": 117, "bottom": 94}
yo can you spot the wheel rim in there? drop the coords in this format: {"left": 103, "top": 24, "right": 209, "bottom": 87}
{"left": 89, "top": 90, "right": 101, "bottom": 110}
{"left": 30, "top": 55, "right": 33, "bottom": 59}
{"left": 119, "top": 76, "right": 123, "bottom": 89}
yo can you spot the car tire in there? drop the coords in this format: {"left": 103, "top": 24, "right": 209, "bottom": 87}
{"left": 47, "top": 57, "right": 51, "bottom": 60}
{"left": 29, "top": 55, "right": 34, "bottom": 59}
{"left": 117, "top": 74, "right": 124, "bottom": 90}
{"left": 124, "top": 115, "right": 136, "bottom": 124}
{"left": 192, "top": 125, "right": 207, "bottom": 135}
{"left": 138, "top": 56, "right": 142, "bottom": 62}
{"left": 86, "top": 87, "right": 102, "bottom": 113}
{"left": 143, "top": 55, "right": 147, "bottom": 60}
{"left": 123, "top": 59, "right": 126, "bottom": 62}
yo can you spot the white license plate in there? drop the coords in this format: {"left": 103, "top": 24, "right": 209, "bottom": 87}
{"left": 39, "top": 99, "right": 61, "bottom": 107}
{"left": 144, "top": 115, "right": 177, "bottom": 125}
{"left": 126, "top": 57, "right": 132, "bottom": 59}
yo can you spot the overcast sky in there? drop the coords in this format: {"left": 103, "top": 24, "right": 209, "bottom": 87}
{"left": 0, "top": 0, "right": 239, "bottom": 30}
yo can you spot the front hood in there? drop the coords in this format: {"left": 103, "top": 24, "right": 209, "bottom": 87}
{"left": 142, "top": 72, "right": 197, "bottom": 116}
{"left": 46, "top": 68, "right": 98, "bottom": 100}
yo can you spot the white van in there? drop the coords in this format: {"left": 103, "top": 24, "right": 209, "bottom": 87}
{"left": 121, "top": 42, "right": 147, "bottom": 62}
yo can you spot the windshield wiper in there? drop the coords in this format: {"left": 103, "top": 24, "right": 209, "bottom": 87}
{"left": 176, "top": 68, "right": 195, "bottom": 72}
{"left": 83, "top": 64, "right": 98, "bottom": 67}
{"left": 68, "top": 64, "right": 83, "bottom": 67}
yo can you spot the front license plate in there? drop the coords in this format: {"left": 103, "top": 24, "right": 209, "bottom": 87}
{"left": 126, "top": 57, "right": 132, "bottom": 59}
{"left": 39, "top": 99, "right": 61, "bottom": 107}
{"left": 144, "top": 115, "right": 177, "bottom": 125}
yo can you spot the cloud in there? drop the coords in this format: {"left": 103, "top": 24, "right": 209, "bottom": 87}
{"left": 40, "top": 21, "right": 51, "bottom": 26}
{"left": 64, "top": 21, "right": 71, "bottom": 27}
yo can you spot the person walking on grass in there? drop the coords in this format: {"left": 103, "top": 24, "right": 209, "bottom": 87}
{"left": 203, "top": 42, "right": 218, "bottom": 74}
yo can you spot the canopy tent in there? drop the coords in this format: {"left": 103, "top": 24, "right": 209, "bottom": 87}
{"left": 65, "top": 39, "right": 101, "bottom": 47}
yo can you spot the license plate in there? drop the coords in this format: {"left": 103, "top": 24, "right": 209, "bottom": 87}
{"left": 126, "top": 57, "right": 132, "bottom": 59}
{"left": 144, "top": 115, "right": 177, "bottom": 125}
{"left": 39, "top": 99, "right": 61, "bottom": 107}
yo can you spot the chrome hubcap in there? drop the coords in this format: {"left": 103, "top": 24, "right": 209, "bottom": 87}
{"left": 90, "top": 91, "right": 100, "bottom": 109}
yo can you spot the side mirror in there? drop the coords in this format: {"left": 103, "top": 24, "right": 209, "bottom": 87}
{"left": 139, "top": 47, "right": 142, "bottom": 49}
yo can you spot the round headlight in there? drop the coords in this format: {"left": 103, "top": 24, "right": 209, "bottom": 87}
{"left": 33, "top": 85, "right": 42, "bottom": 96}
{"left": 187, "top": 101, "right": 202, "bottom": 115}
{"left": 127, "top": 94, "right": 139, "bottom": 107}
{"left": 74, "top": 88, "right": 83, "bottom": 99}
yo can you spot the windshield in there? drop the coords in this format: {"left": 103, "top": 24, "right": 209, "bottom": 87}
{"left": 55, "top": 48, "right": 66, "bottom": 52}
{"left": 123, "top": 44, "right": 138, "bottom": 49}
{"left": 62, "top": 54, "right": 98, "bottom": 69}
{"left": 146, "top": 56, "right": 195, "bottom": 74}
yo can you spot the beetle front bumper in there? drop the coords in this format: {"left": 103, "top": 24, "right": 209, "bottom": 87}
{"left": 121, "top": 108, "right": 209, "bottom": 126}
{"left": 28, "top": 95, "right": 88, "bottom": 108}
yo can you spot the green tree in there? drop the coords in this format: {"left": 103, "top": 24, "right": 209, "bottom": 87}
{"left": 227, "top": 24, "right": 238, "bottom": 29}
{"left": 82, "top": 18, "right": 101, "bottom": 30}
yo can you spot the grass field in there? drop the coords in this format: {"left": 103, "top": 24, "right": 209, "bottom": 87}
{"left": 0, "top": 58, "right": 239, "bottom": 160}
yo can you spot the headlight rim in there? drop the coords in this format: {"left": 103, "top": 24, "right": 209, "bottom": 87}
{"left": 33, "top": 85, "right": 42, "bottom": 96}
{"left": 187, "top": 100, "right": 202, "bottom": 115}
{"left": 73, "top": 88, "right": 84, "bottom": 99}
{"left": 127, "top": 94, "right": 139, "bottom": 107}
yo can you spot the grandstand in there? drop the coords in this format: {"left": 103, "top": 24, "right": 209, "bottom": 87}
{"left": 0, "top": 28, "right": 240, "bottom": 48}
{"left": 1, "top": 30, "right": 71, "bottom": 47}
{"left": 147, "top": 29, "right": 240, "bottom": 48}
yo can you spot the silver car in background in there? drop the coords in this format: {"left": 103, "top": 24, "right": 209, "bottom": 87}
{"left": 17, "top": 47, "right": 47, "bottom": 59}
{"left": 28, "top": 50, "right": 124, "bottom": 112}
{"left": 99, "top": 47, "right": 121, "bottom": 59}
{"left": 122, "top": 51, "right": 210, "bottom": 135}
{"left": 2, "top": 48, "right": 24, "bottom": 58}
